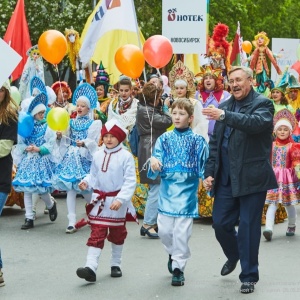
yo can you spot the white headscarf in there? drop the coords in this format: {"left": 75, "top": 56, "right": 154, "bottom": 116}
{"left": 274, "top": 119, "right": 293, "bottom": 132}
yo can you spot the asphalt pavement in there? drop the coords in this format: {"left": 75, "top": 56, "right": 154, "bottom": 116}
{"left": 1, "top": 197, "right": 300, "bottom": 300}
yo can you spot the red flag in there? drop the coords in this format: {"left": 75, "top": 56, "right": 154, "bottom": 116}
{"left": 230, "top": 32, "right": 240, "bottom": 65}
{"left": 3, "top": 0, "right": 32, "bottom": 81}
{"left": 230, "top": 22, "right": 247, "bottom": 67}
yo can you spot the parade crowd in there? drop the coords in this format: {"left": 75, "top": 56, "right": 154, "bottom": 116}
{"left": 1, "top": 26, "right": 300, "bottom": 295}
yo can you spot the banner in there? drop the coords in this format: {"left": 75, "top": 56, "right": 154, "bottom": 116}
{"left": 271, "top": 38, "right": 300, "bottom": 82}
{"left": 162, "top": 0, "right": 208, "bottom": 54}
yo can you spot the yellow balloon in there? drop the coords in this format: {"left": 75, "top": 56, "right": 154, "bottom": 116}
{"left": 46, "top": 107, "right": 70, "bottom": 131}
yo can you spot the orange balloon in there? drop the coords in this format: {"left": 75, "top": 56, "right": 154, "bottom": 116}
{"left": 143, "top": 35, "right": 173, "bottom": 68}
{"left": 38, "top": 30, "right": 67, "bottom": 65}
{"left": 242, "top": 41, "right": 252, "bottom": 54}
{"left": 115, "top": 44, "right": 145, "bottom": 78}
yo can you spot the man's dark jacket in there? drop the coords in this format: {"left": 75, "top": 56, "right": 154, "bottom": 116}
{"left": 204, "top": 88, "right": 278, "bottom": 197}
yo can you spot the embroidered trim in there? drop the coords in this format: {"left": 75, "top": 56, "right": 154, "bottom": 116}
{"left": 101, "top": 148, "right": 122, "bottom": 172}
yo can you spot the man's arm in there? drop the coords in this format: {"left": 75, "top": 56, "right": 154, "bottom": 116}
{"left": 222, "top": 98, "right": 274, "bottom": 135}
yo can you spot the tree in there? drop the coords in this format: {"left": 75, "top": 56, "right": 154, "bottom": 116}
{"left": 1, "top": 0, "right": 300, "bottom": 83}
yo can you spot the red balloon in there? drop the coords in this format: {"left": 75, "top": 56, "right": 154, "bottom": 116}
{"left": 143, "top": 35, "right": 173, "bottom": 68}
{"left": 38, "top": 30, "right": 67, "bottom": 65}
{"left": 115, "top": 44, "right": 145, "bottom": 78}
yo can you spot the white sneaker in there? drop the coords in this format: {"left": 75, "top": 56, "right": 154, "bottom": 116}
{"left": 66, "top": 226, "right": 77, "bottom": 234}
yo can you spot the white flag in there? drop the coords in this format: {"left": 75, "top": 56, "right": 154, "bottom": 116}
{"left": 80, "top": 0, "right": 139, "bottom": 67}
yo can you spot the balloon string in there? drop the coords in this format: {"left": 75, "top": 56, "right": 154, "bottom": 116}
{"left": 54, "top": 64, "right": 64, "bottom": 104}
{"left": 136, "top": 78, "right": 142, "bottom": 89}
{"left": 62, "top": 134, "right": 77, "bottom": 143}
{"left": 156, "top": 68, "right": 162, "bottom": 77}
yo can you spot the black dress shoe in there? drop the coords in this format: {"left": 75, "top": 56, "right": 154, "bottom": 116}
{"left": 48, "top": 201, "right": 57, "bottom": 222}
{"left": 240, "top": 282, "right": 255, "bottom": 294}
{"left": 221, "top": 260, "right": 238, "bottom": 276}
{"left": 21, "top": 218, "right": 34, "bottom": 230}
{"left": 111, "top": 266, "right": 122, "bottom": 277}
{"left": 140, "top": 226, "right": 159, "bottom": 238}
{"left": 76, "top": 267, "right": 96, "bottom": 282}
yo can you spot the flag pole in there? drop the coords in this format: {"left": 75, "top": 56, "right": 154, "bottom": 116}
{"left": 130, "top": 0, "right": 147, "bottom": 82}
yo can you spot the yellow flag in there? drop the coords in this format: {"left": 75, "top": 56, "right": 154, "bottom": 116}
{"left": 184, "top": 54, "right": 200, "bottom": 75}
{"left": 80, "top": 0, "right": 145, "bottom": 84}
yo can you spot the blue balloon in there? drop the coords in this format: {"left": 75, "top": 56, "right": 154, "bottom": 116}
{"left": 18, "top": 112, "right": 34, "bottom": 138}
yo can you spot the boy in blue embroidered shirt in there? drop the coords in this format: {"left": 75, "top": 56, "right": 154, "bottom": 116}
{"left": 148, "top": 98, "right": 208, "bottom": 286}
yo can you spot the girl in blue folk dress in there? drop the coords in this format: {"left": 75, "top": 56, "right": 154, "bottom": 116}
{"left": 12, "top": 93, "right": 58, "bottom": 229}
{"left": 53, "top": 83, "right": 102, "bottom": 233}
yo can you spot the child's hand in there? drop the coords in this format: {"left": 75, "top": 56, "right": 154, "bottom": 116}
{"left": 203, "top": 176, "right": 214, "bottom": 191}
{"left": 110, "top": 200, "right": 122, "bottom": 211}
{"left": 150, "top": 157, "right": 162, "bottom": 172}
{"left": 25, "top": 145, "right": 33, "bottom": 152}
{"left": 78, "top": 181, "right": 88, "bottom": 190}
{"left": 164, "top": 97, "right": 171, "bottom": 107}
{"left": 26, "top": 144, "right": 39, "bottom": 152}
{"left": 56, "top": 131, "right": 62, "bottom": 140}
{"left": 31, "top": 145, "right": 40, "bottom": 153}
{"left": 76, "top": 140, "right": 85, "bottom": 147}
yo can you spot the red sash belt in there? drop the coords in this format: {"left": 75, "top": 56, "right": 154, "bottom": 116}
{"left": 93, "top": 189, "right": 120, "bottom": 201}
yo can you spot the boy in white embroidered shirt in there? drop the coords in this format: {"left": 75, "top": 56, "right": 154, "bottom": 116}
{"left": 76, "top": 119, "right": 136, "bottom": 282}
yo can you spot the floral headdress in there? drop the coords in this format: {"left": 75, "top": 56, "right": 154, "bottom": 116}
{"left": 195, "top": 65, "right": 223, "bottom": 82}
{"left": 72, "top": 83, "right": 97, "bottom": 109}
{"left": 30, "top": 76, "right": 47, "bottom": 97}
{"left": 27, "top": 92, "right": 48, "bottom": 116}
{"left": 169, "top": 60, "right": 195, "bottom": 95}
{"left": 273, "top": 108, "right": 296, "bottom": 132}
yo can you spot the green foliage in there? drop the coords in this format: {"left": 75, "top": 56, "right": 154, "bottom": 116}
{"left": 134, "top": 0, "right": 161, "bottom": 39}
{"left": 1, "top": 0, "right": 300, "bottom": 81}
{"left": 2, "top": 0, "right": 300, "bottom": 46}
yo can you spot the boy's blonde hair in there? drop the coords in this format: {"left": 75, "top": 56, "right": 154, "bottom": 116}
{"left": 171, "top": 98, "right": 194, "bottom": 117}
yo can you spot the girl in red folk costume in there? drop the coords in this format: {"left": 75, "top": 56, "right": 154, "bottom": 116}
{"left": 76, "top": 119, "right": 137, "bottom": 282}
{"left": 263, "top": 109, "right": 300, "bottom": 241}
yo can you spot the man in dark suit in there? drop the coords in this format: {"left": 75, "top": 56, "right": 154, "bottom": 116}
{"left": 202, "top": 66, "right": 277, "bottom": 294}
